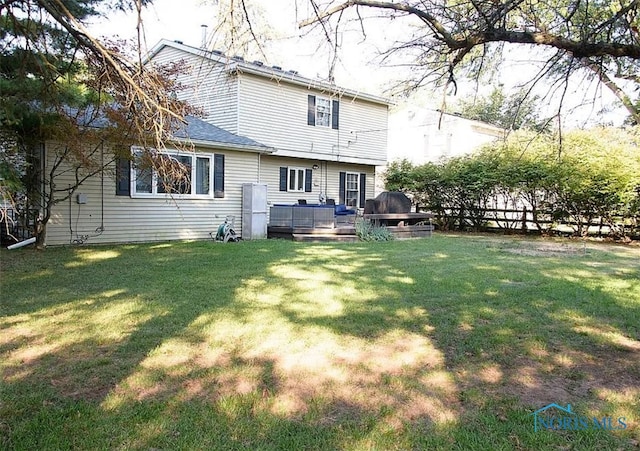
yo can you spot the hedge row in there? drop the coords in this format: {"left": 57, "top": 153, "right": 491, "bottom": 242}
{"left": 385, "top": 128, "right": 640, "bottom": 238}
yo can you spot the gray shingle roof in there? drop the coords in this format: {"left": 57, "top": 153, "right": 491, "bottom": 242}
{"left": 174, "top": 116, "right": 271, "bottom": 151}
{"left": 65, "top": 105, "right": 270, "bottom": 152}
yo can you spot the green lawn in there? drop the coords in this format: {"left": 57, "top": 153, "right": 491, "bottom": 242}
{"left": 1, "top": 234, "right": 638, "bottom": 450}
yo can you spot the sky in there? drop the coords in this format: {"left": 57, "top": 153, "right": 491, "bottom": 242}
{"left": 89, "top": 0, "right": 217, "bottom": 48}
{"left": 87, "top": 0, "right": 627, "bottom": 127}
{"left": 88, "top": 0, "right": 391, "bottom": 95}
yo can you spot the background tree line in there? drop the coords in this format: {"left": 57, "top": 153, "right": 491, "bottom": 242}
{"left": 385, "top": 127, "right": 640, "bottom": 239}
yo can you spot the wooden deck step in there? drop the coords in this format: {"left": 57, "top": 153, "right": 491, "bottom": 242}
{"left": 267, "top": 224, "right": 433, "bottom": 242}
{"left": 292, "top": 234, "right": 359, "bottom": 242}
{"left": 386, "top": 225, "right": 434, "bottom": 239}
{"left": 268, "top": 225, "right": 358, "bottom": 242}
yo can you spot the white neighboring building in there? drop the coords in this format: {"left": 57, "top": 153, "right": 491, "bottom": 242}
{"left": 387, "top": 107, "right": 505, "bottom": 165}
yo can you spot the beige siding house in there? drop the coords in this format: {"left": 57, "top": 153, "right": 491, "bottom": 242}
{"left": 44, "top": 117, "right": 272, "bottom": 245}
{"left": 42, "top": 40, "right": 389, "bottom": 245}
{"left": 148, "top": 40, "right": 389, "bottom": 204}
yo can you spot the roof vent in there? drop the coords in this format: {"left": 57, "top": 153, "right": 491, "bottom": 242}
{"left": 252, "top": 60, "right": 264, "bottom": 66}
{"left": 200, "top": 24, "right": 208, "bottom": 48}
{"left": 287, "top": 70, "right": 299, "bottom": 75}
{"left": 272, "top": 65, "right": 282, "bottom": 71}
{"left": 174, "top": 40, "right": 183, "bottom": 44}
{"left": 233, "top": 55, "right": 245, "bottom": 62}
{"left": 212, "top": 49, "right": 223, "bottom": 55}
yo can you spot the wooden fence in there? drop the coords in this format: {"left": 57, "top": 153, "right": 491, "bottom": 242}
{"left": 424, "top": 207, "right": 640, "bottom": 238}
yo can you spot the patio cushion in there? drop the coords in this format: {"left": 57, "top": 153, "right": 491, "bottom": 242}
{"left": 335, "top": 204, "right": 356, "bottom": 215}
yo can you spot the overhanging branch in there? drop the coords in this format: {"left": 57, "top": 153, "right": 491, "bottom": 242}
{"left": 301, "top": 1, "right": 640, "bottom": 60}
{"left": 480, "top": 29, "right": 640, "bottom": 59}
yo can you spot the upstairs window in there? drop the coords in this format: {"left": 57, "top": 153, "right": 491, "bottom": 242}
{"left": 307, "top": 95, "right": 339, "bottom": 129}
{"left": 316, "top": 97, "right": 331, "bottom": 127}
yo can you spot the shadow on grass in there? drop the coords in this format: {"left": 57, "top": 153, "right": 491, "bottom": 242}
{"left": 260, "top": 239, "right": 639, "bottom": 407}
{"left": 1, "top": 236, "right": 638, "bottom": 449}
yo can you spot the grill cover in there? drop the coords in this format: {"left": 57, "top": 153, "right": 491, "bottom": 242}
{"left": 368, "top": 191, "right": 412, "bottom": 214}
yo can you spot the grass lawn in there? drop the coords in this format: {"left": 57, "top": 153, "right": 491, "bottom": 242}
{"left": 1, "top": 234, "right": 639, "bottom": 450}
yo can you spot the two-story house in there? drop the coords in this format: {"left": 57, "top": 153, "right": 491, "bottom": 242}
{"left": 147, "top": 40, "right": 390, "bottom": 207}
{"left": 40, "top": 39, "right": 390, "bottom": 245}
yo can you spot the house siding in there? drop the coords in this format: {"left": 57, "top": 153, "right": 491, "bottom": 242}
{"left": 237, "top": 73, "right": 388, "bottom": 164}
{"left": 44, "top": 142, "right": 259, "bottom": 246}
{"left": 41, "top": 43, "right": 389, "bottom": 246}
{"left": 151, "top": 47, "right": 239, "bottom": 133}
{"left": 44, "top": 144, "right": 375, "bottom": 246}
{"left": 151, "top": 44, "right": 388, "bottom": 165}
{"left": 259, "top": 155, "right": 375, "bottom": 210}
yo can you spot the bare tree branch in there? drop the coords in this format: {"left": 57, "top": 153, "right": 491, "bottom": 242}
{"left": 299, "top": 0, "right": 640, "bottom": 122}
{"left": 580, "top": 58, "right": 640, "bottom": 123}
{"left": 302, "top": 1, "right": 640, "bottom": 59}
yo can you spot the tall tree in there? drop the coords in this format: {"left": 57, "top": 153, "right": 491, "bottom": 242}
{"left": 298, "top": 0, "right": 640, "bottom": 123}
{"left": 1, "top": 0, "right": 191, "bottom": 247}
{"left": 456, "top": 87, "right": 550, "bottom": 132}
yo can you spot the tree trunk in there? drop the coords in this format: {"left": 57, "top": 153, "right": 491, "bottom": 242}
{"left": 35, "top": 219, "right": 47, "bottom": 250}
{"left": 581, "top": 58, "right": 640, "bottom": 124}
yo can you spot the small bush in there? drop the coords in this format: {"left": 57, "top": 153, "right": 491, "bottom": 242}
{"left": 355, "top": 219, "right": 395, "bottom": 241}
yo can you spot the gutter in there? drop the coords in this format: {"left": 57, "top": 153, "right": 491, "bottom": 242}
{"left": 273, "top": 148, "right": 386, "bottom": 166}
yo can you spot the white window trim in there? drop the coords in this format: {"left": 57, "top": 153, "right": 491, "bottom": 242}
{"left": 315, "top": 97, "right": 332, "bottom": 127}
{"left": 345, "top": 171, "right": 360, "bottom": 208}
{"left": 130, "top": 147, "right": 214, "bottom": 199}
{"left": 287, "top": 167, "right": 306, "bottom": 192}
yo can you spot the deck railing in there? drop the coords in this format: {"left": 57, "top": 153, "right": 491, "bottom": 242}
{"left": 269, "top": 205, "right": 335, "bottom": 229}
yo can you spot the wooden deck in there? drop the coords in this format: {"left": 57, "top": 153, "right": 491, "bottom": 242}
{"left": 267, "top": 222, "right": 434, "bottom": 242}
{"left": 268, "top": 226, "right": 359, "bottom": 242}
{"left": 363, "top": 212, "right": 433, "bottom": 226}
{"left": 385, "top": 224, "right": 434, "bottom": 239}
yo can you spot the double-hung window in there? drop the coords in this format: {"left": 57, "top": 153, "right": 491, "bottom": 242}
{"left": 345, "top": 172, "right": 360, "bottom": 207}
{"left": 307, "top": 95, "right": 339, "bottom": 129}
{"left": 134, "top": 159, "right": 153, "bottom": 194}
{"left": 279, "top": 166, "right": 312, "bottom": 193}
{"left": 195, "top": 157, "right": 211, "bottom": 195}
{"left": 288, "top": 168, "right": 306, "bottom": 192}
{"left": 339, "top": 171, "right": 366, "bottom": 208}
{"left": 131, "top": 149, "right": 214, "bottom": 198}
{"left": 315, "top": 98, "right": 331, "bottom": 127}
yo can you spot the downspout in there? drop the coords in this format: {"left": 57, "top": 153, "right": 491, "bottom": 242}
{"left": 7, "top": 237, "right": 36, "bottom": 250}
{"left": 68, "top": 184, "right": 73, "bottom": 244}
{"left": 324, "top": 161, "right": 328, "bottom": 199}
{"left": 235, "top": 69, "right": 241, "bottom": 135}
{"left": 97, "top": 141, "right": 105, "bottom": 234}
{"left": 39, "top": 142, "right": 45, "bottom": 215}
